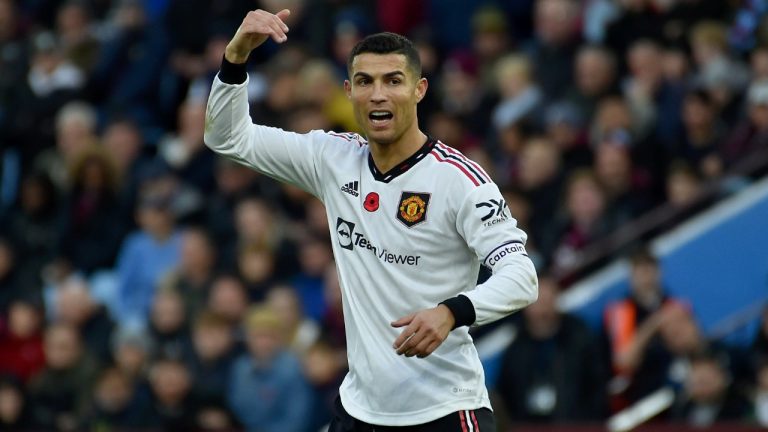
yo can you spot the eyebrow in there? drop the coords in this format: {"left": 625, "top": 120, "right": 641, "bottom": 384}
{"left": 352, "top": 71, "right": 407, "bottom": 80}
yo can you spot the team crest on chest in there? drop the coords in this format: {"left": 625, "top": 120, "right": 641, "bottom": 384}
{"left": 396, "top": 192, "right": 430, "bottom": 228}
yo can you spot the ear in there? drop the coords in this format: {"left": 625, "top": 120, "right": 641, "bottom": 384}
{"left": 344, "top": 80, "right": 352, "bottom": 99}
{"left": 415, "top": 77, "right": 428, "bottom": 103}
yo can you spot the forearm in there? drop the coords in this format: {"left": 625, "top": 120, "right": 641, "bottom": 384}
{"left": 442, "top": 255, "right": 538, "bottom": 328}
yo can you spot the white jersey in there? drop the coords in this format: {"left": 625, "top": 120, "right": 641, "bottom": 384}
{"left": 205, "top": 74, "right": 538, "bottom": 426}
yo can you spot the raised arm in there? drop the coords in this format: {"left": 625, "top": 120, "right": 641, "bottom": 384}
{"left": 204, "top": 9, "right": 326, "bottom": 198}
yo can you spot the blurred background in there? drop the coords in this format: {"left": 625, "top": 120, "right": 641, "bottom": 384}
{"left": 0, "top": 0, "right": 767, "bottom": 431}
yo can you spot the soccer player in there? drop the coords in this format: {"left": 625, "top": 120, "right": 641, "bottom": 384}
{"left": 205, "top": 9, "right": 539, "bottom": 431}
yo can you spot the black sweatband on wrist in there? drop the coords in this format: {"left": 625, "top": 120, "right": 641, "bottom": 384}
{"left": 219, "top": 56, "right": 248, "bottom": 85}
{"left": 439, "top": 294, "right": 476, "bottom": 330}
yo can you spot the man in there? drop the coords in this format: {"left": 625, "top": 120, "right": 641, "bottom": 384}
{"left": 205, "top": 9, "right": 538, "bottom": 431}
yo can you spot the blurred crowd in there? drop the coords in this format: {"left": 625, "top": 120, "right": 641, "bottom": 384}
{"left": 1, "top": 0, "right": 768, "bottom": 431}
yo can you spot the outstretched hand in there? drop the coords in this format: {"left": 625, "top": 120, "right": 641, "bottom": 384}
{"left": 391, "top": 305, "right": 455, "bottom": 358}
{"left": 225, "top": 9, "right": 291, "bottom": 64}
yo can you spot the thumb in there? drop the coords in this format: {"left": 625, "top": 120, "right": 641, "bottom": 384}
{"left": 276, "top": 9, "right": 291, "bottom": 20}
{"left": 391, "top": 313, "right": 415, "bottom": 328}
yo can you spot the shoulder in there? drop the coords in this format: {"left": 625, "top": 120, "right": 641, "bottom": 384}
{"left": 426, "top": 140, "right": 492, "bottom": 191}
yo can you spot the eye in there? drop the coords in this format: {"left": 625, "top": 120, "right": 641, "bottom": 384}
{"left": 356, "top": 77, "right": 371, "bottom": 86}
{"left": 389, "top": 78, "right": 402, "bottom": 85}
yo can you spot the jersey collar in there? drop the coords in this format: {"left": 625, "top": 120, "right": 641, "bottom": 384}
{"left": 367, "top": 136, "right": 436, "bottom": 183}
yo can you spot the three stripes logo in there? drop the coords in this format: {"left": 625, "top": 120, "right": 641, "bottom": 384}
{"left": 341, "top": 181, "right": 359, "bottom": 197}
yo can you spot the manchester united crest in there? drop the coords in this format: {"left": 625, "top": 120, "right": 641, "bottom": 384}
{"left": 396, "top": 192, "right": 430, "bottom": 228}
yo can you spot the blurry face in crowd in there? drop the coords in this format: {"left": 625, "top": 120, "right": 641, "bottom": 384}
{"left": 345, "top": 53, "right": 427, "bottom": 147}
{"left": 628, "top": 41, "right": 663, "bottom": 86}
{"left": 686, "top": 359, "right": 728, "bottom": 403}
{"left": 752, "top": 49, "right": 768, "bottom": 80}
{"left": 56, "top": 279, "right": 95, "bottom": 326}
{"left": 150, "top": 360, "right": 191, "bottom": 405}
{"left": 523, "top": 277, "right": 559, "bottom": 332}
{"left": 238, "top": 247, "right": 274, "bottom": 284}
{"left": 303, "top": 343, "right": 343, "bottom": 385}
{"left": 44, "top": 325, "right": 81, "bottom": 370}
{"left": 178, "top": 100, "right": 206, "bottom": 147}
{"left": 0, "top": 383, "right": 24, "bottom": 424}
{"left": 595, "top": 143, "right": 631, "bottom": 190}
{"left": 659, "top": 307, "right": 701, "bottom": 354}
{"left": 750, "top": 102, "right": 768, "bottom": 131}
{"left": 235, "top": 198, "right": 272, "bottom": 243}
{"left": 193, "top": 322, "right": 233, "bottom": 361}
{"left": 683, "top": 94, "right": 715, "bottom": 131}
{"left": 180, "top": 229, "right": 214, "bottom": 276}
{"left": 114, "top": 342, "right": 147, "bottom": 378}
{"left": 535, "top": 0, "right": 576, "bottom": 46}
{"left": 630, "top": 260, "right": 660, "bottom": 298}
{"left": 667, "top": 169, "right": 701, "bottom": 207}
{"left": 518, "top": 138, "right": 560, "bottom": 190}
{"left": 576, "top": 48, "right": 614, "bottom": 96}
{"left": 566, "top": 174, "right": 605, "bottom": 226}
{"left": 137, "top": 205, "right": 174, "bottom": 239}
{"left": 95, "top": 368, "right": 133, "bottom": 413}
{"left": 57, "top": 118, "right": 94, "bottom": 161}
{"left": 267, "top": 286, "right": 303, "bottom": 332}
{"left": 103, "top": 121, "right": 141, "bottom": 171}
{"left": 8, "top": 302, "right": 40, "bottom": 339}
{"left": 209, "top": 276, "right": 248, "bottom": 323}
{"left": 56, "top": 2, "right": 88, "bottom": 40}
{"left": 151, "top": 290, "right": 185, "bottom": 333}
{"left": 246, "top": 325, "right": 282, "bottom": 362}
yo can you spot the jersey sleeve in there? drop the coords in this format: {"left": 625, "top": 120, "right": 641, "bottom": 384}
{"left": 454, "top": 182, "right": 539, "bottom": 326}
{"left": 204, "top": 73, "right": 326, "bottom": 199}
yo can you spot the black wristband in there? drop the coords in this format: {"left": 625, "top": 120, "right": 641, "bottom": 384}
{"left": 219, "top": 56, "right": 248, "bottom": 85}
{"left": 439, "top": 295, "right": 476, "bottom": 330}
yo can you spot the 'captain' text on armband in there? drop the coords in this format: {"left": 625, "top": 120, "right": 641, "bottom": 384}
{"left": 483, "top": 241, "right": 528, "bottom": 269}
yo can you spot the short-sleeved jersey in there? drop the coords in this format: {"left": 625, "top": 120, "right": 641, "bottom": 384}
{"left": 205, "top": 75, "right": 537, "bottom": 426}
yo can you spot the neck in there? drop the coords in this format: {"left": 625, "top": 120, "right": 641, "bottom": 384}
{"left": 368, "top": 125, "right": 427, "bottom": 173}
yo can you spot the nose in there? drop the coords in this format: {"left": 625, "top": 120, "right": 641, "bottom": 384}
{"left": 370, "top": 82, "right": 387, "bottom": 104}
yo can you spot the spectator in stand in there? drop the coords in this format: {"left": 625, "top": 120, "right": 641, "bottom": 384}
{"left": 665, "top": 162, "right": 705, "bottom": 211}
{"left": 723, "top": 80, "right": 768, "bottom": 166}
{"left": 59, "top": 145, "right": 127, "bottom": 274}
{"left": 111, "top": 327, "right": 153, "bottom": 383}
{"left": 101, "top": 116, "right": 152, "bottom": 213}
{"left": 27, "top": 323, "right": 97, "bottom": 431}
{"left": 543, "top": 101, "right": 592, "bottom": 174}
{"left": 567, "top": 44, "right": 618, "bottom": 120}
{"left": 157, "top": 98, "right": 217, "bottom": 194}
{"left": 53, "top": 277, "right": 114, "bottom": 363}
{"left": 495, "top": 276, "right": 607, "bottom": 423}
{"left": 517, "top": 137, "right": 563, "bottom": 254}
{"left": 114, "top": 186, "right": 182, "bottom": 329}
{"left": 147, "top": 288, "right": 188, "bottom": 360}
{"left": 0, "top": 300, "right": 46, "bottom": 383}
{"left": 670, "top": 352, "right": 751, "bottom": 426}
{"left": 675, "top": 89, "right": 726, "bottom": 179}
{"left": 548, "top": 169, "right": 614, "bottom": 278}
{"left": 184, "top": 311, "right": 237, "bottom": 403}
{"left": 1, "top": 172, "right": 61, "bottom": 294}
{"left": 146, "top": 357, "right": 196, "bottom": 430}
{"left": 292, "top": 236, "right": 333, "bottom": 322}
{"left": 527, "top": 0, "right": 581, "bottom": 101}
{"left": 162, "top": 226, "right": 217, "bottom": 320}
{"left": 303, "top": 340, "right": 347, "bottom": 432}
{"left": 84, "top": 366, "right": 152, "bottom": 430}
{"left": 207, "top": 274, "right": 249, "bottom": 330}
{"left": 321, "top": 262, "right": 345, "bottom": 349}
{"left": 237, "top": 244, "right": 277, "bottom": 302}
{"left": 0, "top": 376, "right": 34, "bottom": 430}
{"left": 227, "top": 305, "right": 312, "bottom": 432}
{"left": 267, "top": 285, "right": 320, "bottom": 355}
{"left": 55, "top": 1, "right": 100, "bottom": 74}
{"left": 490, "top": 54, "right": 544, "bottom": 140}
{"left": 33, "top": 100, "right": 98, "bottom": 191}
{"left": 471, "top": 6, "right": 512, "bottom": 91}
{"left": 603, "top": 249, "right": 681, "bottom": 398}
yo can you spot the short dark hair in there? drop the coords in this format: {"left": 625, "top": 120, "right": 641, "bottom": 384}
{"left": 347, "top": 32, "right": 421, "bottom": 78}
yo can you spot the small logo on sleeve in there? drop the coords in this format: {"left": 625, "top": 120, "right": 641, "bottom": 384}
{"left": 341, "top": 181, "right": 359, "bottom": 197}
{"left": 475, "top": 198, "right": 510, "bottom": 227}
{"left": 396, "top": 192, "right": 430, "bottom": 228}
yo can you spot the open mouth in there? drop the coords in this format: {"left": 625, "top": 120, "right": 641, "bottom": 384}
{"left": 369, "top": 111, "right": 393, "bottom": 126}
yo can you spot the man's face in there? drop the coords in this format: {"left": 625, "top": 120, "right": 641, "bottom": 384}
{"left": 345, "top": 53, "right": 427, "bottom": 146}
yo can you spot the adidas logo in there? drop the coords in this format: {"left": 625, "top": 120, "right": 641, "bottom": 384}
{"left": 341, "top": 181, "right": 359, "bottom": 197}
